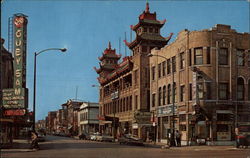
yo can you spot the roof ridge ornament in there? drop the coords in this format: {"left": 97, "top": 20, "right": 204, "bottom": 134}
{"left": 145, "top": 2, "right": 150, "bottom": 13}
{"left": 108, "top": 41, "right": 111, "bottom": 49}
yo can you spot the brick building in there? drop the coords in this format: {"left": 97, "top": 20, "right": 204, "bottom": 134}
{"left": 47, "top": 111, "right": 56, "bottom": 134}
{"left": 95, "top": 2, "right": 172, "bottom": 140}
{"left": 149, "top": 24, "right": 250, "bottom": 145}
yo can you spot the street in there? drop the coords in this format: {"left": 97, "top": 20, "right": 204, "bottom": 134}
{"left": 1, "top": 136, "right": 250, "bottom": 158}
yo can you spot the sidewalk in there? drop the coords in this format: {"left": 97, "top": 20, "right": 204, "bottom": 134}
{"left": 1, "top": 139, "right": 34, "bottom": 152}
{"left": 143, "top": 142, "right": 248, "bottom": 151}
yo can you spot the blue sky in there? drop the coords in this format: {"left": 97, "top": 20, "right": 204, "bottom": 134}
{"left": 1, "top": 0, "right": 249, "bottom": 120}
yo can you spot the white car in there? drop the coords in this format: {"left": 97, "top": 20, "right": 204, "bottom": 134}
{"left": 90, "top": 132, "right": 100, "bottom": 141}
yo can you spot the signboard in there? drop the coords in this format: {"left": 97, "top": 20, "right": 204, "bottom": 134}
{"left": 192, "top": 71, "right": 197, "bottom": 105}
{"left": 4, "top": 109, "right": 26, "bottom": 116}
{"left": 157, "top": 105, "right": 177, "bottom": 116}
{"left": 2, "top": 14, "right": 28, "bottom": 109}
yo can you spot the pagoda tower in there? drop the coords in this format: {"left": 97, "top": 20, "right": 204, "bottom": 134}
{"left": 124, "top": 2, "right": 173, "bottom": 111}
{"left": 94, "top": 42, "right": 121, "bottom": 84}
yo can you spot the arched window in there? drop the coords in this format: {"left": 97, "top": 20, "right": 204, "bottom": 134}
{"left": 167, "top": 84, "right": 171, "bottom": 104}
{"left": 237, "top": 77, "right": 244, "bottom": 100}
{"left": 163, "top": 86, "right": 166, "bottom": 105}
{"left": 158, "top": 87, "right": 162, "bottom": 106}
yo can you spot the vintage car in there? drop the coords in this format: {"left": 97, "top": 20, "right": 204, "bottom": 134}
{"left": 90, "top": 132, "right": 101, "bottom": 141}
{"left": 118, "top": 134, "right": 144, "bottom": 146}
{"left": 236, "top": 125, "right": 250, "bottom": 148}
{"left": 37, "top": 133, "right": 46, "bottom": 142}
{"left": 79, "top": 132, "right": 91, "bottom": 140}
{"left": 96, "top": 134, "right": 113, "bottom": 142}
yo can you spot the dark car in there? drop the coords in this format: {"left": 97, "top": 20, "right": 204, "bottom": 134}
{"left": 37, "top": 133, "right": 46, "bottom": 142}
{"left": 118, "top": 134, "right": 144, "bottom": 146}
{"left": 79, "top": 132, "right": 91, "bottom": 140}
{"left": 236, "top": 125, "right": 250, "bottom": 148}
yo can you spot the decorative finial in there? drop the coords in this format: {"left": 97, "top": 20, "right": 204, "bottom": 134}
{"left": 108, "top": 41, "right": 111, "bottom": 49}
{"left": 145, "top": 1, "right": 149, "bottom": 13}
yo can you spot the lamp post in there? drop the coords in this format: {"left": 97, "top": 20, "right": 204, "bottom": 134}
{"left": 33, "top": 48, "right": 67, "bottom": 131}
{"left": 147, "top": 53, "right": 176, "bottom": 147}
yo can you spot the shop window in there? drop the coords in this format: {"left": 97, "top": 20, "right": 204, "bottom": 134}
{"left": 217, "top": 124, "right": 229, "bottom": 132}
{"left": 179, "top": 125, "right": 186, "bottom": 131}
{"left": 219, "top": 48, "right": 228, "bottom": 65}
{"left": 194, "top": 48, "right": 203, "bottom": 65}
{"left": 237, "top": 77, "right": 244, "bottom": 100}
{"left": 219, "top": 83, "right": 228, "bottom": 100}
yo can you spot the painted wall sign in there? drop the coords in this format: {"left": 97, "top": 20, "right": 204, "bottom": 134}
{"left": 2, "top": 14, "right": 28, "bottom": 109}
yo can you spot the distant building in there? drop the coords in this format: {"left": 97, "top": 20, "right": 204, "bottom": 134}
{"left": 95, "top": 2, "right": 172, "bottom": 140}
{"left": 1, "top": 38, "right": 13, "bottom": 89}
{"left": 149, "top": 24, "right": 250, "bottom": 145}
{"left": 47, "top": 111, "right": 57, "bottom": 134}
{"left": 78, "top": 102, "right": 99, "bottom": 134}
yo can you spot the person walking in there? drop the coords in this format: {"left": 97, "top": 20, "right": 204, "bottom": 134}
{"left": 175, "top": 130, "right": 181, "bottom": 147}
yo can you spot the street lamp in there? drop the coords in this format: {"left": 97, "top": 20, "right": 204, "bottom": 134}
{"left": 147, "top": 53, "right": 176, "bottom": 147}
{"left": 33, "top": 48, "right": 67, "bottom": 131}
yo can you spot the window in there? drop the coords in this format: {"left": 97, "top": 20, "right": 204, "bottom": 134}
{"left": 149, "top": 28, "right": 153, "bottom": 33}
{"left": 248, "top": 51, "right": 250, "bottom": 67}
{"left": 237, "top": 77, "right": 244, "bottom": 100}
{"left": 172, "top": 56, "right": 176, "bottom": 72}
{"left": 163, "top": 86, "right": 166, "bottom": 105}
{"left": 167, "top": 59, "right": 171, "bottom": 74}
{"left": 158, "top": 87, "right": 162, "bottom": 106}
{"left": 219, "top": 48, "right": 228, "bottom": 65}
{"left": 179, "top": 115, "right": 186, "bottom": 122}
{"left": 180, "top": 52, "right": 185, "bottom": 69}
{"left": 173, "top": 83, "right": 177, "bottom": 103}
{"left": 189, "top": 83, "right": 192, "bottom": 100}
{"left": 152, "top": 66, "right": 155, "bottom": 80}
{"left": 194, "top": 48, "right": 203, "bottom": 65}
{"left": 152, "top": 93, "right": 156, "bottom": 107}
{"left": 155, "top": 28, "right": 159, "bottom": 33}
{"left": 237, "top": 49, "right": 244, "bottom": 66}
{"left": 188, "top": 49, "right": 192, "bottom": 66}
{"left": 180, "top": 85, "right": 185, "bottom": 102}
{"left": 179, "top": 125, "right": 186, "bottom": 131}
{"left": 167, "top": 84, "right": 171, "bottom": 104}
{"left": 143, "top": 27, "right": 147, "bottom": 33}
{"left": 248, "top": 80, "right": 250, "bottom": 100}
{"left": 219, "top": 83, "right": 228, "bottom": 100}
{"left": 158, "top": 63, "right": 161, "bottom": 78}
{"left": 206, "top": 82, "right": 212, "bottom": 100}
{"left": 162, "top": 61, "right": 166, "bottom": 76}
{"left": 207, "top": 47, "right": 210, "bottom": 64}
{"left": 135, "top": 95, "right": 138, "bottom": 110}
{"left": 134, "top": 70, "right": 138, "bottom": 85}
{"left": 142, "top": 46, "right": 147, "bottom": 52}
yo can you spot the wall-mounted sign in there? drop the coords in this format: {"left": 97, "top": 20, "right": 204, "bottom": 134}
{"left": 2, "top": 14, "right": 28, "bottom": 109}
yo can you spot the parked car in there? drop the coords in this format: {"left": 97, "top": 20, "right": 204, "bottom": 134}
{"left": 118, "top": 134, "right": 143, "bottom": 146}
{"left": 90, "top": 132, "right": 101, "bottom": 141}
{"left": 96, "top": 134, "right": 113, "bottom": 142}
{"left": 79, "top": 132, "right": 91, "bottom": 140}
{"left": 236, "top": 125, "right": 250, "bottom": 148}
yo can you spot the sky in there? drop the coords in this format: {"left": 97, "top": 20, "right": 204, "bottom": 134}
{"left": 1, "top": 0, "right": 249, "bottom": 121}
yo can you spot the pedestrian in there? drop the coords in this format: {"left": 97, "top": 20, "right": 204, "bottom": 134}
{"left": 30, "top": 131, "right": 39, "bottom": 150}
{"left": 175, "top": 130, "right": 181, "bottom": 147}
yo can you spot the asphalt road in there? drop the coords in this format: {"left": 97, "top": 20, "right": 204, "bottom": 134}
{"left": 1, "top": 135, "right": 250, "bottom": 158}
